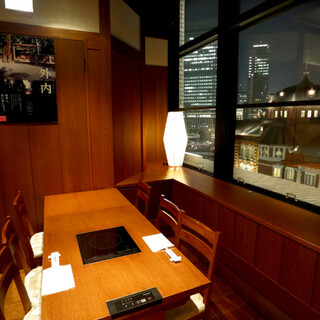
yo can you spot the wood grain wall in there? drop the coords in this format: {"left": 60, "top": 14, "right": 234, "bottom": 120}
{"left": 142, "top": 66, "right": 167, "bottom": 167}
{"left": 111, "top": 37, "right": 167, "bottom": 184}
{"left": 0, "top": 0, "right": 114, "bottom": 231}
{"left": 0, "top": 1, "right": 168, "bottom": 233}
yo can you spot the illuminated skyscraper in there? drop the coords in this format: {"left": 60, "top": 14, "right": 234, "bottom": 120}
{"left": 182, "top": 40, "right": 218, "bottom": 108}
{"left": 247, "top": 42, "right": 270, "bottom": 104}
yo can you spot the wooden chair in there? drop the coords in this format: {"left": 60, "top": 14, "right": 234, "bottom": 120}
{"left": 1, "top": 217, "right": 42, "bottom": 308}
{"left": 13, "top": 191, "right": 43, "bottom": 263}
{"left": 0, "top": 245, "right": 41, "bottom": 320}
{"left": 2, "top": 217, "right": 29, "bottom": 275}
{"left": 155, "top": 195, "right": 186, "bottom": 245}
{"left": 166, "top": 215, "right": 221, "bottom": 320}
{"left": 134, "top": 179, "right": 152, "bottom": 219}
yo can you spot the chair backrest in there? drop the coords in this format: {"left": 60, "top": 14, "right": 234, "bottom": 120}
{"left": 0, "top": 245, "right": 31, "bottom": 320}
{"left": 135, "top": 179, "right": 152, "bottom": 218}
{"left": 13, "top": 191, "right": 35, "bottom": 239}
{"left": 176, "top": 214, "right": 220, "bottom": 315}
{"left": 1, "top": 217, "right": 30, "bottom": 275}
{"left": 8, "top": 196, "right": 37, "bottom": 273}
{"left": 155, "top": 195, "right": 186, "bottom": 245}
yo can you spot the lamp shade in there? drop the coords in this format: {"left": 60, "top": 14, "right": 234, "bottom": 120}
{"left": 163, "top": 111, "right": 188, "bottom": 167}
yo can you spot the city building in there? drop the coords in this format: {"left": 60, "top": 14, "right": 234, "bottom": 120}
{"left": 247, "top": 42, "right": 270, "bottom": 104}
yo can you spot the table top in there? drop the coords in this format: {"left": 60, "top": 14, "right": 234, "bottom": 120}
{"left": 42, "top": 188, "right": 210, "bottom": 320}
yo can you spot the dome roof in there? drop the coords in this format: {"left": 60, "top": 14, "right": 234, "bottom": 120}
{"left": 271, "top": 75, "right": 320, "bottom": 102}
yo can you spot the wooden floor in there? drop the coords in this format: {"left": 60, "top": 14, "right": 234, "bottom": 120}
{"left": 210, "top": 276, "right": 265, "bottom": 320}
{"left": 5, "top": 272, "right": 265, "bottom": 320}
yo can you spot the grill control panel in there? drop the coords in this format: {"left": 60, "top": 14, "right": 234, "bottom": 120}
{"left": 106, "top": 287, "right": 162, "bottom": 319}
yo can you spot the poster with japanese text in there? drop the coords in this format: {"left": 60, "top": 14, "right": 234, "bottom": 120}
{"left": 0, "top": 33, "right": 57, "bottom": 123}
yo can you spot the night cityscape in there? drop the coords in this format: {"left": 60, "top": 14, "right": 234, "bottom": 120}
{"left": 180, "top": 0, "right": 320, "bottom": 208}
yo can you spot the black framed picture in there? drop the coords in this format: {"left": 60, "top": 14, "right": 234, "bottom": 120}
{"left": 0, "top": 33, "right": 57, "bottom": 123}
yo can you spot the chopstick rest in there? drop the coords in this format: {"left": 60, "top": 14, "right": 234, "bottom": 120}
{"left": 48, "top": 251, "right": 61, "bottom": 268}
{"left": 165, "top": 248, "right": 182, "bottom": 263}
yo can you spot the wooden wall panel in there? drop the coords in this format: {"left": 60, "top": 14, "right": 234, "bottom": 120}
{"left": 279, "top": 238, "right": 317, "bottom": 304}
{"left": 111, "top": 50, "right": 142, "bottom": 185}
{"left": 87, "top": 48, "right": 114, "bottom": 189}
{"left": 202, "top": 198, "right": 219, "bottom": 231}
{"left": 0, "top": 183, "right": 5, "bottom": 227}
{"left": 148, "top": 181, "right": 172, "bottom": 221}
{"left": 0, "top": 2, "right": 114, "bottom": 232}
{"left": 28, "top": 125, "right": 63, "bottom": 230}
{"left": 188, "top": 192, "right": 205, "bottom": 220}
{"left": 171, "top": 181, "right": 190, "bottom": 213}
{"left": 218, "top": 206, "right": 236, "bottom": 250}
{"left": 254, "top": 225, "right": 283, "bottom": 281}
{"left": 0, "top": 126, "right": 35, "bottom": 226}
{"left": 312, "top": 255, "right": 320, "bottom": 312}
{"left": 55, "top": 39, "right": 91, "bottom": 193}
{"left": 142, "top": 66, "right": 167, "bottom": 166}
{"left": 234, "top": 215, "right": 257, "bottom": 264}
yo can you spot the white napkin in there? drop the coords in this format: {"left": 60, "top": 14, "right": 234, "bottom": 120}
{"left": 142, "top": 233, "right": 174, "bottom": 252}
{"left": 41, "top": 264, "right": 75, "bottom": 296}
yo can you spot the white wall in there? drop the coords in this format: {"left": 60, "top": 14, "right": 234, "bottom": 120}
{"left": 110, "top": 0, "right": 140, "bottom": 51}
{"left": 0, "top": 0, "right": 100, "bottom": 32}
{"left": 145, "top": 37, "right": 168, "bottom": 66}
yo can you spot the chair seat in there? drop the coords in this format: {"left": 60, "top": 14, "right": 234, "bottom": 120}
{"left": 25, "top": 266, "right": 43, "bottom": 306}
{"left": 30, "top": 231, "right": 44, "bottom": 259}
{"left": 24, "top": 303, "right": 41, "bottom": 320}
{"left": 166, "top": 293, "right": 205, "bottom": 320}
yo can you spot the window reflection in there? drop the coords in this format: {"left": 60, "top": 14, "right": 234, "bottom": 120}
{"left": 183, "top": 110, "right": 215, "bottom": 173}
{"left": 180, "top": 0, "right": 218, "bottom": 46}
{"left": 240, "top": 0, "right": 265, "bottom": 13}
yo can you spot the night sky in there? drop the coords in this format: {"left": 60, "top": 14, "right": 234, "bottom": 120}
{"left": 185, "top": 0, "right": 320, "bottom": 94}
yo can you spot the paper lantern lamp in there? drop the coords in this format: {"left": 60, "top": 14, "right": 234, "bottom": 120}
{"left": 163, "top": 111, "right": 188, "bottom": 167}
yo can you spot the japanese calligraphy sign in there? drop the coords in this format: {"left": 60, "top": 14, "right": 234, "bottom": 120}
{"left": 0, "top": 33, "right": 57, "bottom": 123}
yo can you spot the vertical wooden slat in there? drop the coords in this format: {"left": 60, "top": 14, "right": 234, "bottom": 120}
{"left": 87, "top": 49, "right": 114, "bottom": 189}
{"left": 203, "top": 198, "right": 219, "bottom": 231}
{"left": 54, "top": 39, "right": 91, "bottom": 193}
{"left": 254, "top": 225, "right": 283, "bottom": 282}
{"left": 311, "top": 254, "right": 320, "bottom": 312}
{"left": 28, "top": 125, "right": 63, "bottom": 230}
{"left": 112, "top": 49, "right": 142, "bottom": 184}
{"left": 279, "top": 238, "right": 317, "bottom": 304}
{"left": 234, "top": 215, "right": 257, "bottom": 264}
{"left": 0, "top": 125, "right": 35, "bottom": 226}
{"left": 188, "top": 191, "right": 205, "bottom": 220}
{"left": 142, "top": 66, "right": 167, "bottom": 164}
{"left": 218, "top": 206, "right": 236, "bottom": 250}
{"left": 171, "top": 181, "right": 190, "bottom": 212}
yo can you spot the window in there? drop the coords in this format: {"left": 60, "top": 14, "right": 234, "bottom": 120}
{"left": 180, "top": 0, "right": 218, "bottom": 46}
{"left": 234, "top": 1, "right": 320, "bottom": 211}
{"left": 170, "top": 0, "right": 320, "bottom": 213}
{"left": 5, "top": 0, "right": 33, "bottom": 12}
{"left": 305, "top": 172, "right": 316, "bottom": 187}
{"left": 180, "top": 41, "right": 218, "bottom": 108}
{"left": 183, "top": 109, "right": 215, "bottom": 173}
{"left": 273, "top": 167, "right": 282, "bottom": 178}
{"left": 240, "top": 0, "right": 265, "bottom": 13}
{"left": 285, "top": 167, "right": 295, "bottom": 181}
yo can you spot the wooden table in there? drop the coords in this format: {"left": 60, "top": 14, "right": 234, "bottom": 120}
{"left": 41, "top": 188, "right": 210, "bottom": 320}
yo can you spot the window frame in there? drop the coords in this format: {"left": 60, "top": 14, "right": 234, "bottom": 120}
{"left": 168, "top": 0, "right": 320, "bottom": 214}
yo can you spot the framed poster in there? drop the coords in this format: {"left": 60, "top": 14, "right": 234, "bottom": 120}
{"left": 0, "top": 33, "right": 57, "bottom": 123}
